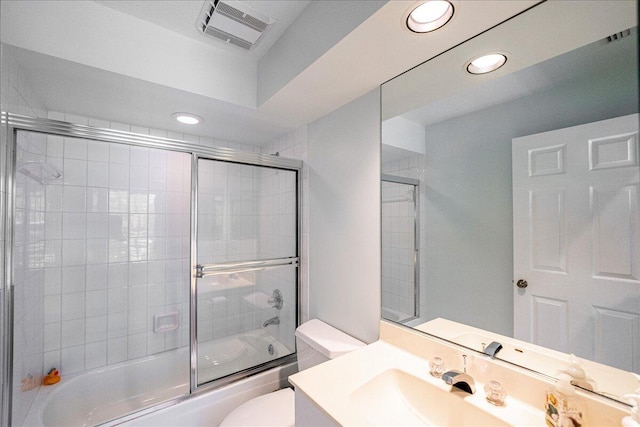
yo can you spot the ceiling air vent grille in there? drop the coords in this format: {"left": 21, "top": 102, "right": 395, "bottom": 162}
{"left": 196, "top": 0, "right": 275, "bottom": 51}
{"left": 607, "top": 28, "right": 632, "bottom": 43}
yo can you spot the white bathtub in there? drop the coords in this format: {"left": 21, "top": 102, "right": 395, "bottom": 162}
{"left": 22, "top": 330, "right": 295, "bottom": 427}
{"left": 197, "top": 329, "right": 291, "bottom": 384}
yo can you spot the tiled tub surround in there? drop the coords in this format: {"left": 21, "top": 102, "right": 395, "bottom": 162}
{"left": 381, "top": 179, "right": 417, "bottom": 321}
{"left": 4, "top": 109, "right": 309, "bottom": 425}
{"left": 260, "top": 125, "right": 309, "bottom": 328}
{"left": 39, "top": 134, "right": 193, "bottom": 374}
{"left": 195, "top": 157, "right": 299, "bottom": 384}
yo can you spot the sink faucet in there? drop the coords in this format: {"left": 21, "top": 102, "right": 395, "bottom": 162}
{"left": 263, "top": 316, "right": 280, "bottom": 327}
{"left": 441, "top": 355, "right": 476, "bottom": 394}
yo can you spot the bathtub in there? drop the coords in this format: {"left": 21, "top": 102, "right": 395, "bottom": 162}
{"left": 22, "top": 329, "right": 295, "bottom": 427}
{"left": 197, "top": 329, "right": 291, "bottom": 384}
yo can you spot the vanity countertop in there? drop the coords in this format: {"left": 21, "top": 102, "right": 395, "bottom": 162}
{"left": 288, "top": 339, "right": 544, "bottom": 426}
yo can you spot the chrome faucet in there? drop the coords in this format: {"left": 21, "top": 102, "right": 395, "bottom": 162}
{"left": 263, "top": 316, "right": 280, "bottom": 327}
{"left": 441, "top": 355, "right": 476, "bottom": 394}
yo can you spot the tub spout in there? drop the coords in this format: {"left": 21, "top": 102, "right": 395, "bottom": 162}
{"left": 263, "top": 316, "right": 280, "bottom": 327}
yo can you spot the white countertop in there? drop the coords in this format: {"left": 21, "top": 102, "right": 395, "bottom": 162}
{"left": 288, "top": 339, "right": 544, "bottom": 426}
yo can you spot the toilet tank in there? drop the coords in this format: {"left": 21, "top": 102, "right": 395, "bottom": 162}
{"left": 294, "top": 319, "right": 366, "bottom": 371}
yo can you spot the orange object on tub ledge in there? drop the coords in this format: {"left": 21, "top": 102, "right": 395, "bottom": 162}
{"left": 42, "top": 368, "right": 60, "bottom": 385}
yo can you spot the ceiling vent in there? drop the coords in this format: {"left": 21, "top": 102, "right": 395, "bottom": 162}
{"left": 196, "top": 0, "right": 275, "bottom": 50}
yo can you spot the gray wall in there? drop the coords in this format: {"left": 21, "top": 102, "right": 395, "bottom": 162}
{"left": 257, "top": 1, "right": 386, "bottom": 106}
{"left": 308, "top": 89, "right": 381, "bottom": 343}
{"left": 422, "top": 45, "right": 639, "bottom": 336}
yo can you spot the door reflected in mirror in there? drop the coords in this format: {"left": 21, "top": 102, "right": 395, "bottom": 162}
{"left": 381, "top": 0, "right": 639, "bottom": 404}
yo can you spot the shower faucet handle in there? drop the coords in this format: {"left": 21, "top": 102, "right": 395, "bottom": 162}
{"left": 268, "top": 289, "right": 283, "bottom": 310}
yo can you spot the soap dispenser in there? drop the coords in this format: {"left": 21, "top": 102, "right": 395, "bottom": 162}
{"left": 545, "top": 373, "right": 587, "bottom": 427}
{"left": 622, "top": 374, "right": 640, "bottom": 427}
{"left": 558, "top": 354, "right": 596, "bottom": 391}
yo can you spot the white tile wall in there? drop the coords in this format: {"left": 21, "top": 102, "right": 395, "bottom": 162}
{"left": 262, "top": 126, "right": 309, "bottom": 347}
{"left": 34, "top": 110, "right": 274, "bottom": 383}
{"left": 40, "top": 126, "right": 192, "bottom": 376}
{"left": 195, "top": 160, "right": 288, "bottom": 346}
{"left": 381, "top": 181, "right": 415, "bottom": 318}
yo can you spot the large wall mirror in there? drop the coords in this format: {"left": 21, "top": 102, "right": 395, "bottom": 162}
{"left": 381, "top": 0, "right": 639, "bottom": 404}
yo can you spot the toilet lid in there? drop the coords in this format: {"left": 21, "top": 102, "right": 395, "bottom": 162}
{"left": 220, "top": 388, "right": 295, "bottom": 427}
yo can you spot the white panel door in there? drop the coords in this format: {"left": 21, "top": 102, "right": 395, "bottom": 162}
{"left": 513, "top": 114, "right": 639, "bottom": 372}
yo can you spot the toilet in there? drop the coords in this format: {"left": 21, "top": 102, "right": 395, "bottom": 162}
{"left": 220, "top": 319, "right": 366, "bottom": 426}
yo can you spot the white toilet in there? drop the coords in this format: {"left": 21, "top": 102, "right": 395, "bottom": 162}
{"left": 220, "top": 319, "right": 366, "bottom": 426}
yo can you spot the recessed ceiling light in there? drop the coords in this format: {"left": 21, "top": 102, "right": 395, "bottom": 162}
{"left": 406, "top": 1, "right": 454, "bottom": 33}
{"left": 466, "top": 53, "right": 507, "bottom": 74}
{"left": 171, "top": 112, "right": 203, "bottom": 125}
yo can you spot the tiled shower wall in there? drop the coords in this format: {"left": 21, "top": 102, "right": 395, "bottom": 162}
{"left": 256, "top": 165, "right": 299, "bottom": 350}
{"left": 381, "top": 181, "right": 416, "bottom": 318}
{"left": 196, "top": 161, "right": 278, "bottom": 344}
{"left": 4, "top": 104, "right": 266, "bottom": 423}
{"left": 196, "top": 135, "right": 306, "bottom": 353}
{"left": 39, "top": 130, "right": 192, "bottom": 375}
{"left": 262, "top": 126, "right": 309, "bottom": 339}
{"left": 382, "top": 154, "right": 426, "bottom": 321}
{"left": 37, "top": 109, "right": 266, "bottom": 375}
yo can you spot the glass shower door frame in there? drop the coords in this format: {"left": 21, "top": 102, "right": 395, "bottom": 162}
{"left": 1, "top": 112, "right": 302, "bottom": 425}
{"left": 189, "top": 155, "right": 301, "bottom": 392}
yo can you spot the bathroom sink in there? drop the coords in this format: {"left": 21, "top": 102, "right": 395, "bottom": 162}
{"left": 349, "top": 369, "right": 508, "bottom": 426}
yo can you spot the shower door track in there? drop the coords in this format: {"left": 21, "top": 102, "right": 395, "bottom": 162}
{"left": 1, "top": 112, "right": 303, "bottom": 426}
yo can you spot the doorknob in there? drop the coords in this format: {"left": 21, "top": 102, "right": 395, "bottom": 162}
{"left": 516, "top": 279, "right": 528, "bottom": 289}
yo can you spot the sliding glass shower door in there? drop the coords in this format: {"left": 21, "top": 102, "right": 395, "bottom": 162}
{"left": 194, "top": 158, "right": 298, "bottom": 386}
{"left": 4, "top": 113, "right": 302, "bottom": 425}
{"left": 8, "top": 128, "right": 193, "bottom": 426}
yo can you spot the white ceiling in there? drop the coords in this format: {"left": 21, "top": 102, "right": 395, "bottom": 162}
{"left": 0, "top": 0, "right": 542, "bottom": 146}
{"left": 9, "top": 45, "right": 297, "bottom": 143}
{"left": 93, "top": 0, "right": 312, "bottom": 61}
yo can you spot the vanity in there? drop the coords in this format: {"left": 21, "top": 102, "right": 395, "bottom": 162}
{"left": 289, "top": 320, "right": 630, "bottom": 426}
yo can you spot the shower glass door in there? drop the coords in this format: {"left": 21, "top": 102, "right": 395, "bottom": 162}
{"left": 194, "top": 158, "right": 298, "bottom": 386}
{"left": 381, "top": 176, "right": 419, "bottom": 323}
{"left": 9, "top": 128, "right": 192, "bottom": 426}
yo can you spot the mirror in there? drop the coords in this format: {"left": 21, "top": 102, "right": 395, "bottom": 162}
{"left": 381, "top": 0, "right": 639, "bottom": 404}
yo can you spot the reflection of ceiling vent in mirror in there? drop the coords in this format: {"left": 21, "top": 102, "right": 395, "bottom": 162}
{"left": 606, "top": 28, "right": 631, "bottom": 43}
{"left": 196, "top": 0, "right": 275, "bottom": 50}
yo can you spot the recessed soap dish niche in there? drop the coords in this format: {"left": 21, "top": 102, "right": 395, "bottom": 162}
{"left": 154, "top": 311, "right": 179, "bottom": 333}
